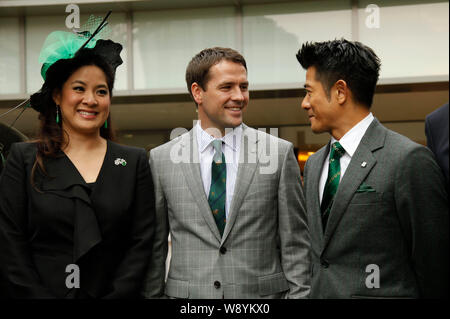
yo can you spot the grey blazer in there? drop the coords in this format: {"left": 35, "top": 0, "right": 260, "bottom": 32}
{"left": 304, "top": 118, "right": 449, "bottom": 299}
{"left": 142, "top": 124, "right": 310, "bottom": 299}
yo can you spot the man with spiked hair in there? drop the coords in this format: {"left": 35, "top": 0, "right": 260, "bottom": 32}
{"left": 296, "top": 39, "right": 448, "bottom": 298}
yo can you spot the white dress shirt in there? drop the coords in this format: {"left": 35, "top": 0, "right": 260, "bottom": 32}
{"left": 319, "top": 112, "right": 375, "bottom": 204}
{"left": 196, "top": 122, "right": 242, "bottom": 218}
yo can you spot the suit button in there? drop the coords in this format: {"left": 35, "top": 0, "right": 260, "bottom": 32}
{"left": 220, "top": 247, "right": 227, "bottom": 254}
{"left": 214, "top": 281, "right": 221, "bottom": 289}
{"left": 321, "top": 259, "right": 329, "bottom": 268}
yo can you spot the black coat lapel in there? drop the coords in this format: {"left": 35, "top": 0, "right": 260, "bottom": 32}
{"left": 40, "top": 154, "right": 91, "bottom": 204}
{"left": 38, "top": 144, "right": 111, "bottom": 262}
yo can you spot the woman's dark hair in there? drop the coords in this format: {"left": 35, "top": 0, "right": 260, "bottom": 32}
{"left": 30, "top": 48, "right": 117, "bottom": 188}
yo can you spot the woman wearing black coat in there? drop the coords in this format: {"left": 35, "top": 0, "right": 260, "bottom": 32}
{"left": 0, "top": 26, "right": 155, "bottom": 298}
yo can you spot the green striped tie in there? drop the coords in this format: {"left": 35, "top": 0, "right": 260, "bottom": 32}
{"left": 321, "top": 141, "right": 345, "bottom": 231}
{"left": 208, "top": 140, "right": 226, "bottom": 236}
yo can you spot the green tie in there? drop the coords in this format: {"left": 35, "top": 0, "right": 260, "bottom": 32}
{"left": 208, "top": 140, "right": 226, "bottom": 236}
{"left": 321, "top": 141, "right": 345, "bottom": 231}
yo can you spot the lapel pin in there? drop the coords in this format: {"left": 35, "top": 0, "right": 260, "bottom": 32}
{"left": 114, "top": 158, "right": 127, "bottom": 166}
{"left": 361, "top": 161, "right": 367, "bottom": 168}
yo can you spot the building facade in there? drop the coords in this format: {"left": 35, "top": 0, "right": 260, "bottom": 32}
{"left": 0, "top": 0, "right": 448, "bottom": 169}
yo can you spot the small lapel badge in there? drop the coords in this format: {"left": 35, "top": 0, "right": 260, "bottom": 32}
{"left": 114, "top": 158, "right": 127, "bottom": 166}
{"left": 361, "top": 161, "right": 367, "bottom": 168}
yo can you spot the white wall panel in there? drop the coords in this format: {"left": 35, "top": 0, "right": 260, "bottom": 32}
{"left": 0, "top": 17, "right": 21, "bottom": 94}
{"left": 358, "top": 1, "right": 449, "bottom": 80}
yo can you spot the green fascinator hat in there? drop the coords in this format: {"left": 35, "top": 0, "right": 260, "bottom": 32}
{"left": 39, "top": 12, "right": 123, "bottom": 80}
{"left": 29, "top": 11, "right": 123, "bottom": 113}
{"left": 39, "top": 30, "right": 98, "bottom": 80}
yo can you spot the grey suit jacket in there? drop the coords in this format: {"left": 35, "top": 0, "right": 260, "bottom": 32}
{"left": 304, "top": 118, "right": 448, "bottom": 299}
{"left": 142, "top": 124, "right": 310, "bottom": 299}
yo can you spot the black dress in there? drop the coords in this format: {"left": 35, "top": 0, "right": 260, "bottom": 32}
{"left": 0, "top": 140, "right": 155, "bottom": 298}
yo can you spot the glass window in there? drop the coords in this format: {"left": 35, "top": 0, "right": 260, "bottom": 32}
{"left": 0, "top": 17, "right": 21, "bottom": 94}
{"left": 133, "top": 7, "right": 237, "bottom": 90}
{"left": 26, "top": 15, "right": 65, "bottom": 94}
{"left": 243, "top": 1, "right": 352, "bottom": 87}
{"left": 358, "top": 0, "right": 449, "bottom": 80}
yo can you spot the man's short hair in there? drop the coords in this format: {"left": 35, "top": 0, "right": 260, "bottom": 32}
{"left": 185, "top": 47, "right": 247, "bottom": 100}
{"left": 296, "top": 39, "right": 381, "bottom": 108}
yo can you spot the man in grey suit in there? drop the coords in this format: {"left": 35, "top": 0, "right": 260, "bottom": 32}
{"left": 296, "top": 39, "right": 448, "bottom": 298}
{"left": 142, "top": 47, "right": 310, "bottom": 299}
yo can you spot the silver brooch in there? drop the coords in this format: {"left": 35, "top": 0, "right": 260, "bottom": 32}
{"left": 114, "top": 158, "right": 127, "bottom": 166}
{"left": 361, "top": 161, "right": 367, "bottom": 168}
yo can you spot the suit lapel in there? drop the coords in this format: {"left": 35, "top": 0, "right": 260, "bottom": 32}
{"left": 39, "top": 141, "right": 118, "bottom": 262}
{"left": 221, "top": 125, "right": 259, "bottom": 244}
{"left": 180, "top": 128, "right": 222, "bottom": 242}
{"left": 321, "top": 119, "right": 386, "bottom": 253}
{"left": 40, "top": 152, "right": 91, "bottom": 204}
{"left": 308, "top": 145, "right": 329, "bottom": 245}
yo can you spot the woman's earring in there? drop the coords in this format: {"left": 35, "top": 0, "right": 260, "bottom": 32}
{"left": 56, "top": 105, "right": 60, "bottom": 124}
{"left": 104, "top": 120, "right": 108, "bottom": 129}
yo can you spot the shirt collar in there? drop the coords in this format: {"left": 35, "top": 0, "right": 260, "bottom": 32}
{"left": 330, "top": 112, "right": 374, "bottom": 157}
{"left": 196, "top": 122, "right": 242, "bottom": 153}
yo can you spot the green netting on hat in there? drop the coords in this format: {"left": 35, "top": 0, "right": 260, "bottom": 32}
{"left": 38, "top": 15, "right": 111, "bottom": 80}
{"left": 39, "top": 31, "right": 95, "bottom": 80}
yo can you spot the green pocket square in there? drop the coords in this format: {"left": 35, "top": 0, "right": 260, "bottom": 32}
{"left": 356, "top": 183, "right": 376, "bottom": 193}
